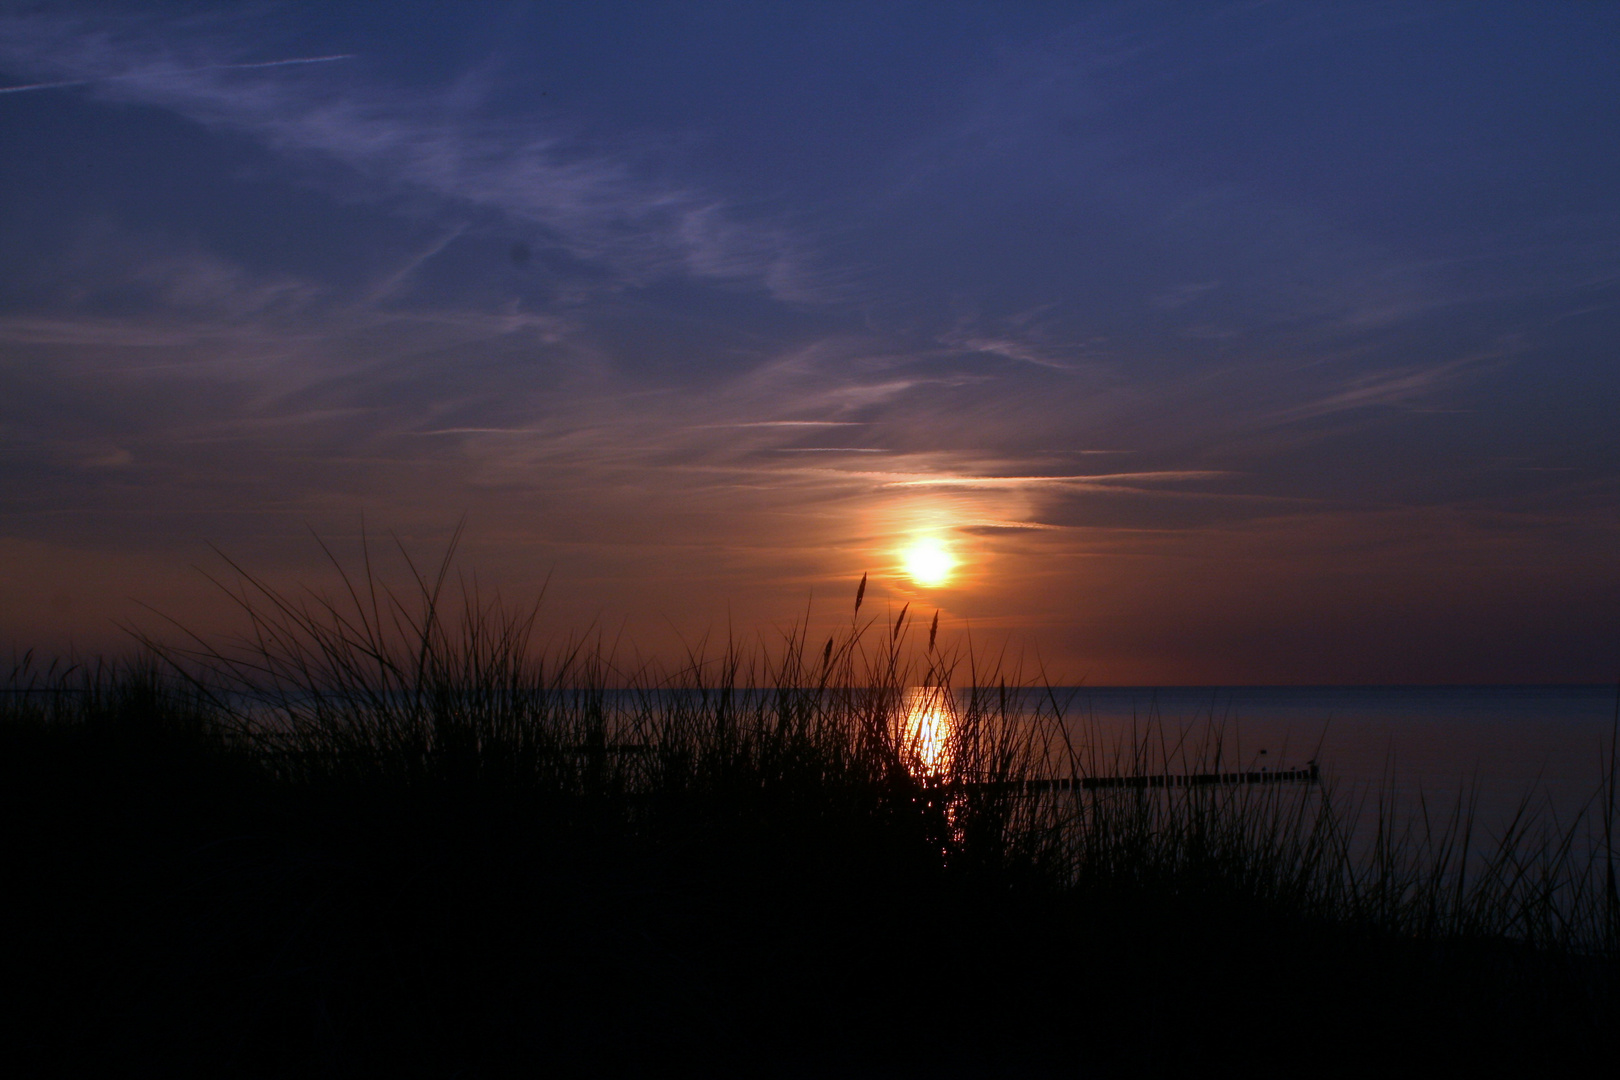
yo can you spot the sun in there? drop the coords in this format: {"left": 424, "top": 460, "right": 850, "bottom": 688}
{"left": 901, "top": 536, "right": 956, "bottom": 587}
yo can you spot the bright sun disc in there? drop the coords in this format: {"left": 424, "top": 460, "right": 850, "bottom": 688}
{"left": 901, "top": 537, "right": 956, "bottom": 587}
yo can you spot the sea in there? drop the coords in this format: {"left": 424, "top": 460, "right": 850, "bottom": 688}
{"left": 1038, "top": 684, "right": 1619, "bottom": 845}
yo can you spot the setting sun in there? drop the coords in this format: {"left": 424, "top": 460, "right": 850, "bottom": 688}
{"left": 900, "top": 536, "right": 956, "bottom": 587}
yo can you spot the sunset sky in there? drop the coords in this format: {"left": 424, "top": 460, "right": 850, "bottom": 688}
{"left": 2, "top": 2, "right": 1617, "bottom": 684}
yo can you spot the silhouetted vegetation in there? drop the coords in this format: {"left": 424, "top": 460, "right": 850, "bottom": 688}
{"left": 3, "top": 539, "right": 1616, "bottom": 1075}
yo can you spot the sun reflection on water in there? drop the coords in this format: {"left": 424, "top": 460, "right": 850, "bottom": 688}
{"left": 899, "top": 685, "right": 956, "bottom": 777}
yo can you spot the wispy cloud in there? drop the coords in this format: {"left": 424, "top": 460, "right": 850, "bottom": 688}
{"left": 364, "top": 224, "right": 469, "bottom": 304}
{"left": 1269, "top": 358, "right": 1487, "bottom": 423}
{"left": 0, "top": 51, "right": 353, "bottom": 94}
{"left": 945, "top": 335, "right": 1073, "bottom": 371}
{"left": 695, "top": 421, "right": 866, "bottom": 429}
{"left": 0, "top": 11, "right": 813, "bottom": 299}
{"left": 882, "top": 471, "right": 1224, "bottom": 489}
{"left": 958, "top": 520, "right": 1064, "bottom": 533}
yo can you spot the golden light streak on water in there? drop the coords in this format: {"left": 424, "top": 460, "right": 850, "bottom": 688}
{"left": 900, "top": 685, "right": 955, "bottom": 777}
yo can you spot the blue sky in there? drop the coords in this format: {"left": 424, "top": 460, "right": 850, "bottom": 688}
{"left": 2, "top": 2, "right": 1617, "bottom": 682}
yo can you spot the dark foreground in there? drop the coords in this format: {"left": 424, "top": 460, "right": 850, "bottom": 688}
{"left": 3, "top": 682, "right": 1615, "bottom": 1078}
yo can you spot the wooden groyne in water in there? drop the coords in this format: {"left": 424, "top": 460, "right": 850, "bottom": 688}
{"left": 925, "top": 762, "right": 1319, "bottom": 794}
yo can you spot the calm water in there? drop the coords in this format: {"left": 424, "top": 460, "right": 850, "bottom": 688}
{"left": 1045, "top": 684, "right": 1619, "bottom": 839}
